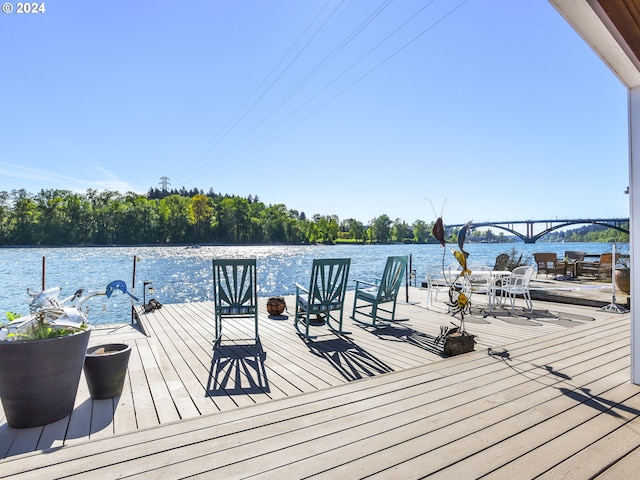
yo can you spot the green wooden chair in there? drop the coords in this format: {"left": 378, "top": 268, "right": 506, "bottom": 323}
{"left": 294, "top": 258, "right": 351, "bottom": 339}
{"left": 212, "top": 258, "right": 258, "bottom": 347}
{"left": 351, "top": 255, "right": 408, "bottom": 327}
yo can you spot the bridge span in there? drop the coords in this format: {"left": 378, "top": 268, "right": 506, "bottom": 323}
{"left": 446, "top": 218, "right": 629, "bottom": 243}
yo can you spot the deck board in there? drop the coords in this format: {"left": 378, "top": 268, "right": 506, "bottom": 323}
{"left": 113, "top": 381, "right": 138, "bottom": 435}
{"left": 0, "top": 288, "right": 636, "bottom": 478}
{"left": 485, "top": 385, "right": 640, "bottom": 479}
{"left": 128, "top": 338, "right": 162, "bottom": 429}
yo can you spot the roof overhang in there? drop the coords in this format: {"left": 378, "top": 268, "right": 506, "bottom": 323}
{"left": 549, "top": 0, "right": 640, "bottom": 88}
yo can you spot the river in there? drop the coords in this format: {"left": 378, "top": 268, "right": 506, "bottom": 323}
{"left": 0, "top": 242, "right": 623, "bottom": 325}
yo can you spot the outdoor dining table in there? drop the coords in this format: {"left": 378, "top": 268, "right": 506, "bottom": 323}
{"left": 446, "top": 269, "right": 512, "bottom": 312}
{"left": 558, "top": 259, "right": 577, "bottom": 279}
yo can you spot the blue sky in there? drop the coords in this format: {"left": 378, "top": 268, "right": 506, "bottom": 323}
{"left": 0, "top": 0, "right": 629, "bottom": 225}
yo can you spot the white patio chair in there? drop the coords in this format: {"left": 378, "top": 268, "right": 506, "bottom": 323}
{"left": 467, "top": 265, "right": 492, "bottom": 305}
{"left": 502, "top": 265, "right": 535, "bottom": 313}
{"left": 425, "top": 274, "right": 448, "bottom": 309}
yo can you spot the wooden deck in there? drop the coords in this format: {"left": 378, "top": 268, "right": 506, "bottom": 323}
{"left": 0, "top": 287, "right": 636, "bottom": 478}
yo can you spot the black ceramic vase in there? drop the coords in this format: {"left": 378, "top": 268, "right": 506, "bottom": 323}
{"left": 0, "top": 328, "right": 91, "bottom": 428}
{"left": 83, "top": 343, "right": 132, "bottom": 399}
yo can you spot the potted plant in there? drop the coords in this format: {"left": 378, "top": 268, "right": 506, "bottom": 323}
{"left": 0, "top": 280, "right": 138, "bottom": 428}
{"left": 0, "top": 287, "right": 91, "bottom": 428}
{"left": 84, "top": 343, "right": 132, "bottom": 399}
{"left": 615, "top": 245, "right": 631, "bottom": 294}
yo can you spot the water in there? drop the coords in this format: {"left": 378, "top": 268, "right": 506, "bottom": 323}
{"left": 0, "top": 242, "right": 622, "bottom": 325}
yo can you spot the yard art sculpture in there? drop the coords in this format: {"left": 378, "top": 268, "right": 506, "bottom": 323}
{"left": 0, "top": 280, "right": 139, "bottom": 341}
{"left": 432, "top": 217, "right": 477, "bottom": 355}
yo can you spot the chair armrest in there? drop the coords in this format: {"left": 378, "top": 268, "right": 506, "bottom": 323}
{"left": 576, "top": 260, "right": 598, "bottom": 268}
{"left": 294, "top": 282, "right": 309, "bottom": 295}
{"left": 575, "top": 260, "right": 599, "bottom": 275}
{"left": 354, "top": 279, "right": 378, "bottom": 289}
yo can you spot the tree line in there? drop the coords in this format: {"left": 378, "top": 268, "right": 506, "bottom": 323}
{"left": 0, "top": 188, "right": 628, "bottom": 246}
{"left": 0, "top": 188, "right": 434, "bottom": 246}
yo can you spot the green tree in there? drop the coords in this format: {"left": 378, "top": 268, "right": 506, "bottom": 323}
{"left": 370, "top": 215, "right": 392, "bottom": 243}
{"left": 326, "top": 215, "right": 340, "bottom": 243}
{"left": 347, "top": 219, "right": 366, "bottom": 243}
{"left": 412, "top": 220, "right": 429, "bottom": 243}
{"left": 189, "top": 194, "right": 213, "bottom": 242}
{"left": 312, "top": 214, "right": 339, "bottom": 244}
{"left": 160, "top": 194, "right": 190, "bottom": 243}
{"left": 262, "top": 204, "right": 289, "bottom": 243}
{"left": 87, "top": 190, "right": 123, "bottom": 244}
{"left": 0, "top": 191, "right": 10, "bottom": 244}
{"left": 35, "top": 189, "right": 74, "bottom": 245}
{"left": 392, "top": 218, "right": 409, "bottom": 242}
{"left": 9, "top": 189, "right": 39, "bottom": 245}
{"left": 64, "top": 191, "right": 94, "bottom": 244}
{"left": 215, "top": 196, "right": 251, "bottom": 243}
{"left": 302, "top": 217, "right": 318, "bottom": 244}
{"left": 121, "top": 193, "right": 159, "bottom": 244}
{"left": 285, "top": 215, "right": 306, "bottom": 243}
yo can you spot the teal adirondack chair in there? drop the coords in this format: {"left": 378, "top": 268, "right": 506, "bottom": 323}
{"left": 351, "top": 255, "right": 408, "bottom": 327}
{"left": 212, "top": 258, "right": 259, "bottom": 346}
{"left": 294, "top": 258, "right": 351, "bottom": 339}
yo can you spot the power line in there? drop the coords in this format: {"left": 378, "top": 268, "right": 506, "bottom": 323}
{"left": 213, "top": 0, "right": 472, "bottom": 171}
{"left": 182, "top": 0, "right": 471, "bottom": 185}
{"left": 203, "top": 0, "right": 394, "bottom": 169}
{"left": 182, "top": 0, "right": 344, "bottom": 185}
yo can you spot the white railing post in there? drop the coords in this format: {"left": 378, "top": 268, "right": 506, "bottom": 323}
{"left": 629, "top": 87, "right": 640, "bottom": 384}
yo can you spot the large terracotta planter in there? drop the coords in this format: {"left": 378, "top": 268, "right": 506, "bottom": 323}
{"left": 0, "top": 328, "right": 91, "bottom": 428}
{"left": 615, "top": 268, "right": 631, "bottom": 294}
{"left": 84, "top": 343, "right": 132, "bottom": 399}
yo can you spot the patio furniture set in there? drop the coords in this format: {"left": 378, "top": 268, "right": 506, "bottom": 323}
{"left": 212, "top": 255, "right": 410, "bottom": 344}
{"left": 427, "top": 262, "right": 535, "bottom": 315}
{"left": 211, "top": 254, "right": 540, "bottom": 351}
{"left": 533, "top": 251, "right": 616, "bottom": 279}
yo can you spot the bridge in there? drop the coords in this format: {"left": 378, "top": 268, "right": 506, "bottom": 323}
{"left": 446, "top": 218, "right": 629, "bottom": 243}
